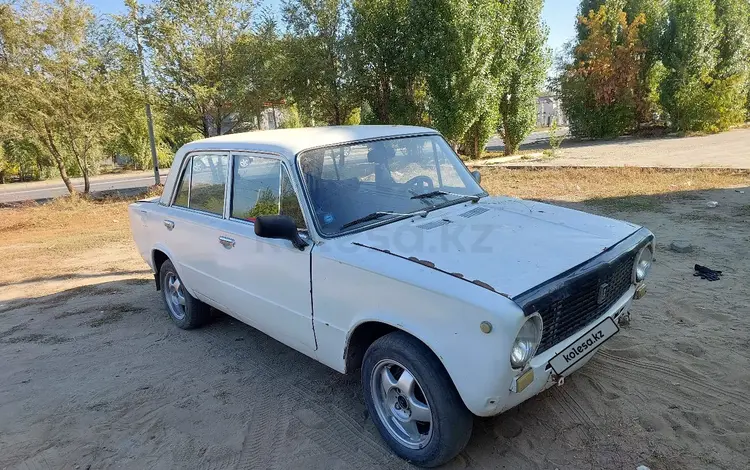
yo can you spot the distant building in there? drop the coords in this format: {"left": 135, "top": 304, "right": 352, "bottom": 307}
{"left": 256, "top": 106, "right": 285, "bottom": 130}
{"left": 537, "top": 93, "right": 567, "bottom": 127}
{"left": 206, "top": 101, "right": 289, "bottom": 135}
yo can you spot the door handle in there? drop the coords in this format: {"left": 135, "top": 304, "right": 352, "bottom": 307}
{"left": 218, "top": 236, "right": 235, "bottom": 249}
{"left": 164, "top": 220, "right": 175, "bottom": 231}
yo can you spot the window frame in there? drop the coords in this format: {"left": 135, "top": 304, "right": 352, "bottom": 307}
{"left": 226, "top": 151, "right": 309, "bottom": 231}
{"left": 168, "top": 151, "right": 230, "bottom": 219}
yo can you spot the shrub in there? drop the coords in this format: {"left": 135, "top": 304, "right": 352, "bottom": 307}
{"left": 669, "top": 75, "right": 747, "bottom": 133}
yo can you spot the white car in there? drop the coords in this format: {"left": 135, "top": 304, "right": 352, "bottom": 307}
{"left": 128, "top": 126, "right": 653, "bottom": 467}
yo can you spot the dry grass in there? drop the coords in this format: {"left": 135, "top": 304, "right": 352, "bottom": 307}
{"left": 1, "top": 169, "right": 747, "bottom": 287}
{"left": 479, "top": 167, "right": 750, "bottom": 203}
{"left": 0, "top": 188, "right": 161, "bottom": 288}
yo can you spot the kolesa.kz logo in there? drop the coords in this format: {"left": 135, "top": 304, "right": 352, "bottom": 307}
{"left": 562, "top": 330, "right": 606, "bottom": 363}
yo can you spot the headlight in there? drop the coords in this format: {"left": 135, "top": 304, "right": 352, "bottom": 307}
{"left": 634, "top": 244, "right": 654, "bottom": 282}
{"left": 510, "top": 314, "right": 542, "bottom": 369}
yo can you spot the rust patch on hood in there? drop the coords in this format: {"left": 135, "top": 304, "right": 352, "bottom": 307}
{"left": 352, "top": 242, "right": 507, "bottom": 298}
{"left": 408, "top": 256, "right": 435, "bottom": 268}
{"left": 471, "top": 279, "right": 496, "bottom": 292}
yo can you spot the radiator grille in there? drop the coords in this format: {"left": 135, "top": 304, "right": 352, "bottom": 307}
{"left": 535, "top": 251, "right": 635, "bottom": 354}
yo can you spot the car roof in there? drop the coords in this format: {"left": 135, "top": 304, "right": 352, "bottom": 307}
{"left": 180, "top": 125, "right": 440, "bottom": 159}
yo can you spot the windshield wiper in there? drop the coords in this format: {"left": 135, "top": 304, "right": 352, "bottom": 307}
{"left": 340, "top": 210, "right": 427, "bottom": 230}
{"left": 411, "top": 190, "right": 481, "bottom": 202}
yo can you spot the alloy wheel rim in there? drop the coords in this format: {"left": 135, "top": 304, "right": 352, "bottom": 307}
{"left": 371, "top": 359, "right": 433, "bottom": 449}
{"left": 165, "top": 272, "right": 186, "bottom": 320}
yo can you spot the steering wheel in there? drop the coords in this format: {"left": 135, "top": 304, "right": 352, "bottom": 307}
{"left": 405, "top": 175, "right": 434, "bottom": 191}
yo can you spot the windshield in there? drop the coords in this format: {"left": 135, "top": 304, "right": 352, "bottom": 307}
{"left": 297, "top": 134, "right": 485, "bottom": 235}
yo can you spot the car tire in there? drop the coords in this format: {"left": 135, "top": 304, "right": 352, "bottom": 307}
{"left": 159, "top": 260, "right": 210, "bottom": 329}
{"left": 362, "top": 331, "right": 473, "bottom": 468}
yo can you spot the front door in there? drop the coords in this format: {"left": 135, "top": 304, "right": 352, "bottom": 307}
{"left": 213, "top": 152, "right": 316, "bottom": 355}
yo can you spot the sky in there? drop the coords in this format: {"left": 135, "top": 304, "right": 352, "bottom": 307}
{"left": 87, "top": 0, "right": 579, "bottom": 54}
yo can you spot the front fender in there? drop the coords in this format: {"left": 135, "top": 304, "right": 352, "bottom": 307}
{"left": 344, "top": 300, "right": 524, "bottom": 417}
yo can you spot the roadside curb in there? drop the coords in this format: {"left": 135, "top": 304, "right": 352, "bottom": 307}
{"left": 0, "top": 169, "right": 171, "bottom": 191}
{"left": 485, "top": 165, "right": 750, "bottom": 172}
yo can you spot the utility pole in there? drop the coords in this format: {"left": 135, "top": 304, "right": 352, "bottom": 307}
{"left": 130, "top": 0, "right": 160, "bottom": 186}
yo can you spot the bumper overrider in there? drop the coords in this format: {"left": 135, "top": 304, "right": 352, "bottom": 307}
{"left": 502, "top": 228, "right": 654, "bottom": 412}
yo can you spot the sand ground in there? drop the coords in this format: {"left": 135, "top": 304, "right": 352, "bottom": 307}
{"left": 1, "top": 176, "right": 748, "bottom": 469}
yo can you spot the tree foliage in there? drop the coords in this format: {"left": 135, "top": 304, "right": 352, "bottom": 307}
{"left": 659, "top": 0, "right": 746, "bottom": 132}
{"left": 560, "top": 5, "right": 646, "bottom": 137}
{"left": 411, "top": 0, "right": 498, "bottom": 145}
{"left": 566, "top": 0, "right": 750, "bottom": 135}
{"left": 714, "top": 0, "right": 750, "bottom": 119}
{"left": 147, "top": 0, "right": 256, "bottom": 138}
{"left": 0, "top": 0, "right": 118, "bottom": 193}
{"left": 349, "top": 0, "right": 426, "bottom": 125}
{"left": 282, "top": 0, "right": 358, "bottom": 126}
{"left": 496, "top": 0, "right": 550, "bottom": 156}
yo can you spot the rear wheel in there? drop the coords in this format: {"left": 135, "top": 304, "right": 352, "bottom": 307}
{"left": 159, "top": 260, "right": 210, "bottom": 329}
{"left": 362, "top": 331, "right": 473, "bottom": 467}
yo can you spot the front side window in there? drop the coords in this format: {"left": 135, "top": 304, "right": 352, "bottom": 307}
{"left": 230, "top": 155, "right": 306, "bottom": 228}
{"left": 298, "top": 134, "right": 484, "bottom": 235}
{"left": 189, "top": 153, "right": 229, "bottom": 215}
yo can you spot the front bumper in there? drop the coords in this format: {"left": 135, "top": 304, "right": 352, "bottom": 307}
{"left": 496, "top": 285, "right": 636, "bottom": 414}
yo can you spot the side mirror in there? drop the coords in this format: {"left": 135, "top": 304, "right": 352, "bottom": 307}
{"left": 255, "top": 215, "right": 308, "bottom": 250}
{"left": 471, "top": 170, "right": 482, "bottom": 184}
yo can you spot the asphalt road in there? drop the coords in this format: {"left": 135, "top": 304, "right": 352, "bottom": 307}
{"left": 485, "top": 128, "right": 568, "bottom": 152}
{"left": 0, "top": 172, "right": 168, "bottom": 204}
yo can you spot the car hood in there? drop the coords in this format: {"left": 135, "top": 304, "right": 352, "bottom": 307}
{"left": 347, "top": 196, "right": 640, "bottom": 298}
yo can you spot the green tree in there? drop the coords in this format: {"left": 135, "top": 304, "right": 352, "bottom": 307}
{"left": 102, "top": 2, "right": 174, "bottom": 170}
{"left": 623, "top": 0, "right": 667, "bottom": 124}
{"left": 147, "top": 0, "right": 256, "bottom": 138}
{"left": 412, "top": 0, "right": 498, "bottom": 146}
{"left": 349, "top": 0, "right": 425, "bottom": 125}
{"left": 714, "top": 0, "right": 750, "bottom": 122}
{"left": 282, "top": 0, "right": 358, "bottom": 126}
{"left": 0, "top": 138, "right": 51, "bottom": 183}
{"left": 0, "top": 0, "right": 117, "bottom": 193}
{"left": 233, "top": 11, "right": 289, "bottom": 129}
{"left": 496, "top": 0, "right": 550, "bottom": 156}
{"left": 659, "top": 0, "right": 744, "bottom": 132}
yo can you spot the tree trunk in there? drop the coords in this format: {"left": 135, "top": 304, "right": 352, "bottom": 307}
{"left": 216, "top": 106, "right": 222, "bottom": 136}
{"left": 202, "top": 113, "right": 211, "bottom": 138}
{"left": 42, "top": 123, "right": 75, "bottom": 194}
{"left": 503, "top": 119, "right": 516, "bottom": 156}
{"left": 83, "top": 171, "right": 90, "bottom": 194}
{"left": 473, "top": 133, "right": 480, "bottom": 159}
{"left": 376, "top": 76, "right": 390, "bottom": 123}
{"left": 54, "top": 156, "right": 75, "bottom": 193}
{"left": 333, "top": 102, "right": 342, "bottom": 125}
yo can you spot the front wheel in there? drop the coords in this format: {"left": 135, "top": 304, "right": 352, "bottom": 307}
{"left": 362, "top": 331, "right": 473, "bottom": 467}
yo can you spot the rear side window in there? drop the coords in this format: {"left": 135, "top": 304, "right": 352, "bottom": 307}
{"left": 171, "top": 153, "right": 229, "bottom": 215}
{"left": 173, "top": 166, "right": 190, "bottom": 208}
{"left": 231, "top": 155, "right": 306, "bottom": 228}
{"left": 189, "top": 154, "right": 229, "bottom": 215}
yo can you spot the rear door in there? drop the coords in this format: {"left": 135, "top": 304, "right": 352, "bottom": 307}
{"left": 165, "top": 151, "right": 232, "bottom": 310}
{"left": 213, "top": 152, "right": 316, "bottom": 355}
